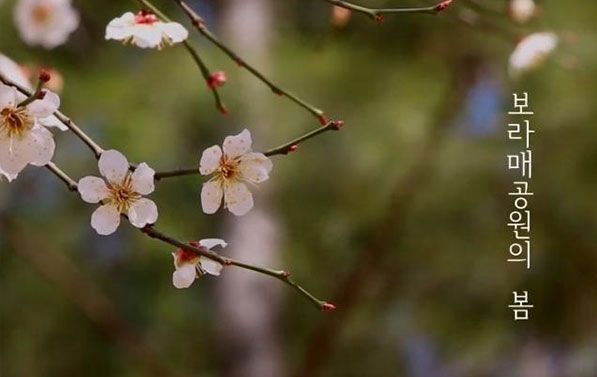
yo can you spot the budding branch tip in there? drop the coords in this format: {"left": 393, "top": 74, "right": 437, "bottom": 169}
{"left": 39, "top": 69, "right": 51, "bottom": 83}
{"left": 331, "top": 120, "right": 344, "bottom": 130}
{"left": 322, "top": 302, "right": 337, "bottom": 312}
{"left": 435, "top": 0, "right": 453, "bottom": 13}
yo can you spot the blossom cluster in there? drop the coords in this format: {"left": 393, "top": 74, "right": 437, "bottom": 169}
{"left": 2, "top": 0, "right": 564, "bottom": 293}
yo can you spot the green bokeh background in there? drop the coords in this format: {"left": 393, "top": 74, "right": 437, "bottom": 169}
{"left": 1, "top": 0, "right": 596, "bottom": 376}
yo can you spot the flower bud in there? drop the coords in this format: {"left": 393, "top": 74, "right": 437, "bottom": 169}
{"left": 435, "top": 0, "right": 453, "bottom": 13}
{"left": 208, "top": 71, "right": 227, "bottom": 89}
{"left": 39, "top": 69, "right": 51, "bottom": 83}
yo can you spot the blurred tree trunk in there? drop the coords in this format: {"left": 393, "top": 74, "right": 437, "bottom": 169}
{"left": 215, "top": 2, "right": 286, "bottom": 377}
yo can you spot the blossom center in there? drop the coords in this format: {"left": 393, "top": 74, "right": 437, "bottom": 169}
{"left": 107, "top": 175, "right": 141, "bottom": 212}
{"left": 0, "top": 106, "right": 33, "bottom": 138}
{"left": 217, "top": 157, "right": 239, "bottom": 181}
{"left": 31, "top": 3, "right": 53, "bottom": 25}
{"left": 135, "top": 10, "right": 158, "bottom": 25}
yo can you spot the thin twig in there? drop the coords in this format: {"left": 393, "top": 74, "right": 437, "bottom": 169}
{"left": 0, "top": 73, "right": 105, "bottom": 158}
{"left": 153, "top": 120, "right": 343, "bottom": 180}
{"left": 42, "top": 162, "right": 330, "bottom": 310}
{"left": 263, "top": 120, "right": 342, "bottom": 157}
{"left": 173, "top": 0, "right": 330, "bottom": 124}
{"left": 135, "top": 0, "right": 227, "bottom": 114}
{"left": 323, "top": 0, "right": 454, "bottom": 21}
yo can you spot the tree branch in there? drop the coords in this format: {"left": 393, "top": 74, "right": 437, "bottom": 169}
{"left": 0, "top": 73, "right": 105, "bottom": 159}
{"left": 323, "top": 0, "right": 454, "bottom": 21}
{"left": 172, "top": 0, "right": 331, "bottom": 125}
{"left": 43, "top": 162, "right": 331, "bottom": 310}
{"left": 152, "top": 120, "right": 344, "bottom": 180}
{"left": 135, "top": 0, "right": 227, "bottom": 114}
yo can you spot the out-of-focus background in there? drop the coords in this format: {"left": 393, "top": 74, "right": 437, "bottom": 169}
{"left": 1, "top": 0, "right": 596, "bottom": 376}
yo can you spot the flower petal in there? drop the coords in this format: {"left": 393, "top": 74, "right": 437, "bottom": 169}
{"left": 131, "top": 163, "right": 155, "bottom": 195}
{"left": 38, "top": 115, "right": 68, "bottom": 131}
{"left": 199, "top": 145, "right": 222, "bottom": 175}
{"left": 0, "top": 54, "right": 32, "bottom": 90}
{"left": 172, "top": 263, "right": 197, "bottom": 289}
{"left": 224, "top": 181, "right": 254, "bottom": 216}
{"left": 105, "top": 12, "right": 136, "bottom": 40}
{"left": 91, "top": 204, "right": 121, "bottom": 235}
{"left": 223, "top": 129, "right": 252, "bottom": 159}
{"left": 26, "top": 90, "right": 60, "bottom": 118}
{"left": 238, "top": 152, "right": 273, "bottom": 183}
{"left": 0, "top": 84, "right": 18, "bottom": 108}
{"left": 0, "top": 126, "right": 55, "bottom": 174}
{"left": 132, "top": 24, "right": 162, "bottom": 48}
{"left": 128, "top": 198, "right": 158, "bottom": 228}
{"left": 198, "top": 238, "right": 228, "bottom": 250}
{"left": 78, "top": 176, "right": 109, "bottom": 203}
{"left": 201, "top": 180, "right": 223, "bottom": 214}
{"left": 0, "top": 135, "right": 29, "bottom": 175}
{"left": 0, "top": 165, "right": 17, "bottom": 182}
{"left": 161, "top": 22, "right": 188, "bottom": 43}
{"left": 98, "top": 149, "right": 129, "bottom": 185}
{"left": 199, "top": 257, "right": 223, "bottom": 276}
{"left": 27, "top": 125, "right": 56, "bottom": 167}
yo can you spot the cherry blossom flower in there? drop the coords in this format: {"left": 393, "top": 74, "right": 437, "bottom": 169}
{"left": 105, "top": 10, "right": 188, "bottom": 49}
{"left": 509, "top": 0, "right": 536, "bottom": 24}
{"left": 78, "top": 150, "right": 158, "bottom": 236}
{"left": 0, "top": 83, "right": 60, "bottom": 176}
{"left": 14, "top": 0, "right": 80, "bottom": 49}
{"left": 0, "top": 54, "right": 67, "bottom": 132}
{"left": 200, "top": 129, "right": 273, "bottom": 216}
{"left": 509, "top": 32, "right": 558, "bottom": 76}
{"left": 172, "top": 239, "right": 227, "bottom": 289}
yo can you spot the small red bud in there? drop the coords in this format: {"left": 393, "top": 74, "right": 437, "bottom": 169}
{"left": 37, "top": 90, "right": 47, "bottom": 100}
{"left": 435, "top": 0, "right": 453, "bottom": 13}
{"left": 322, "top": 302, "right": 337, "bottom": 312}
{"left": 331, "top": 120, "right": 344, "bottom": 130}
{"left": 318, "top": 114, "right": 329, "bottom": 126}
{"left": 272, "top": 87, "right": 283, "bottom": 96}
{"left": 282, "top": 271, "right": 292, "bottom": 278}
{"left": 207, "top": 71, "right": 227, "bottom": 89}
{"left": 288, "top": 145, "right": 299, "bottom": 153}
{"left": 375, "top": 14, "right": 384, "bottom": 23}
{"left": 39, "top": 69, "right": 51, "bottom": 83}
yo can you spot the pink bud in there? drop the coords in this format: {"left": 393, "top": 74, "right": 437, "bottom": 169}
{"left": 288, "top": 145, "right": 299, "bottom": 153}
{"left": 318, "top": 114, "right": 330, "bottom": 126}
{"left": 39, "top": 69, "right": 51, "bottom": 83}
{"left": 331, "top": 120, "right": 344, "bottom": 130}
{"left": 435, "top": 0, "right": 453, "bottom": 12}
{"left": 208, "top": 71, "right": 227, "bottom": 89}
{"left": 375, "top": 14, "right": 384, "bottom": 23}
{"left": 322, "top": 302, "right": 337, "bottom": 312}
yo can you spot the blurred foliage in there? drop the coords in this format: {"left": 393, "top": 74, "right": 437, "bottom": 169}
{"left": 1, "top": 0, "right": 597, "bottom": 376}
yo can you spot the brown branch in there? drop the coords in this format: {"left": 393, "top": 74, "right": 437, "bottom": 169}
{"left": 172, "top": 0, "right": 331, "bottom": 125}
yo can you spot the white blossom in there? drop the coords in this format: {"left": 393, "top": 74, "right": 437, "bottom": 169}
{"left": 509, "top": 0, "right": 536, "bottom": 24}
{"left": 105, "top": 11, "right": 188, "bottom": 49}
{"left": 509, "top": 32, "right": 558, "bottom": 76}
{"left": 200, "top": 129, "right": 273, "bottom": 216}
{"left": 0, "top": 53, "right": 67, "bottom": 131}
{"left": 0, "top": 83, "right": 60, "bottom": 176}
{"left": 78, "top": 150, "right": 158, "bottom": 236}
{"left": 14, "top": 0, "right": 80, "bottom": 49}
{"left": 172, "top": 239, "right": 227, "bottom": 289}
